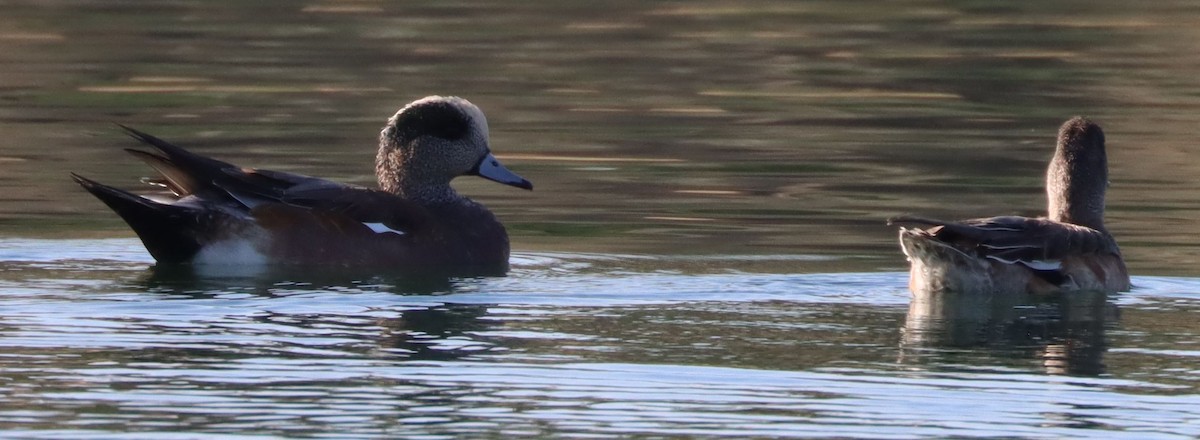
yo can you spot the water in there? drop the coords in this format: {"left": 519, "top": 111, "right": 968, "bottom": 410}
{"left": 1, "top": 239, "right": 1199, "bottom": 438}
{"left": 4, "top": 0, "right": 1200, "bottom": 438}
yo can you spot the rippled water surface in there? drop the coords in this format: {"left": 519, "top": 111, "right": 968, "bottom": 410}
{"left": 2, "top": 239, "right": 1200, "bottom": 438}
{"left": 4, "top": 0, "right": 1200, "bottom": 438}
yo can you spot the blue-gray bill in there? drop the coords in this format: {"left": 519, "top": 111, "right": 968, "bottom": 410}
{"left": 474, "top": 153, "right": 533, "bottom": 190}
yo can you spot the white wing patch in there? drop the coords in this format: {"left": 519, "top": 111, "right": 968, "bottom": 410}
{"left": 974, "top": 226, "right": 1022, "bottom": 232}
{"left": 979, "top": 244, "right": 1042, "bottom": 251}
{"left": 363, "top": 222, "right": 405, "bottom": 235}
{"left": 222, "top": 188, "right": 264, "bottom": 209}
{"left": 986, "top": 255, "right": 1062, "bottom": 271}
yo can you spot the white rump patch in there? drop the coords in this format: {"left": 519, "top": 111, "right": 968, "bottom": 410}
{"left": 363, "top": 222, "right": 405, "bottom": 235}
{"left": 193, "top": 239, "right": 268, "bottom": 266}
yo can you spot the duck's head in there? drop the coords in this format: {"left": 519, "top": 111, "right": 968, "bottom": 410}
{"left": 1046, "top": 117, "right": 1109, "bottom": 230}
{"left": 377, "top": 96, "right": 532, "bottom": 201}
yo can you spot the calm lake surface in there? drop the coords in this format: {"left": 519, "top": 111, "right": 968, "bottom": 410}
{"left": 3, "top": 0, "right": 1200, "bottom": 438}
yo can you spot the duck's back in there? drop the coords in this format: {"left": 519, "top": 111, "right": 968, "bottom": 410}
{"left": 228, "top": 190, "right": 512, "bottom": 274}
{"left": 894, "top": 215, "right": 1129, "bottom": 295}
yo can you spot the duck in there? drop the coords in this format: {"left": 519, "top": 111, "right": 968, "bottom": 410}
{"left": 72, "top": 96, "right": 532, "bottom": 275}
{"left": 889, "top": 117, "right": 1130, "bottom": 295}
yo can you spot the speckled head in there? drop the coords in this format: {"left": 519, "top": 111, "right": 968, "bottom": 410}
{"left": 1046, "top": 117, "right": 1109, "bottom": 230}
{"left": 377, "top": 96, "right": 531, "bottom": 202}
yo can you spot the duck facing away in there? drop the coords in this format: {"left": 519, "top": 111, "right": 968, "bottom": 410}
{"left": 889, "top": 117, "right": 1129, "bottom": 295}
{"left": 73, "top": 96, "right": 532, "bottom": 275}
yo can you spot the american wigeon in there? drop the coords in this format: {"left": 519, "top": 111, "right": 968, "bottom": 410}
{"left": 72, "top": 96, "right": 532, "bottom": 275}
{"left": 889, "top": 117, "right": 1130, "bottom": 295}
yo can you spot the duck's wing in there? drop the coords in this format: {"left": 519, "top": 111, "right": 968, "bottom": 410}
{"left": 888, "top": 215, "right": 1121, "bottom": 270}
{"left": 119, "top": 125, "right": 432, "bottom": 235}
{"left": 118, "top": 125, "right": 342, "bottom": 200}
{"left": 260, "top": 185, "right": 435, "bottom": 236}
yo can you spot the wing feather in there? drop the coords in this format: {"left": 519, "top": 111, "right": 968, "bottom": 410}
{"left": 890, "top": 215, "right": 1120, "bottom": 272}
{"left": 119, "top": 125, "right": 429, "bottom": 236}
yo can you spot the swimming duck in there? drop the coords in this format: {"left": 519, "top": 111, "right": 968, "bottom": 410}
{"left": 72, "top": 96, "right": 532, "bottom": 275}
{"left": 889, "top": 117, "right": 1129, "bottom": 294}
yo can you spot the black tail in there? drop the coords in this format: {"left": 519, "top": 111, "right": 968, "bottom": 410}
{"left": 72, "top": 173, "right": 204, "bottom": 263}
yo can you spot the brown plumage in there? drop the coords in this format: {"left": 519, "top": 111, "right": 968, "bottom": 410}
{"left": 73, "top": 96, "right": 532, "bottom": 275}
{"left": 889, "top": 117, "right": 1129, "bottom": 295}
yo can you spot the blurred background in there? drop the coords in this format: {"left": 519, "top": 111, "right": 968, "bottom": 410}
{"left": 6, "top": 3, "right": 1200, "bottom": 437}
{"left": 3, "top": 0, "right": 1200, "bottom": 274}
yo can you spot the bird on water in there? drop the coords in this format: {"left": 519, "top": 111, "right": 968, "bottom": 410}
{"left": 73, "top": 96, "right": 532, "bottom": 275}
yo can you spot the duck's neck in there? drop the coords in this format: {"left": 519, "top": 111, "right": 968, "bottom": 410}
{"left": 1046, "top": 152, "right": 1107, "bottom": 231}
{"left": 380, "top": 176, "right": 460, "bottom": 204}
{"left": 376, "top": 149, "right": 462, "bottom": 204}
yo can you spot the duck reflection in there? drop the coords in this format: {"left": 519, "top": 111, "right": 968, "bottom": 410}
{"left": 900, "top": 289, "right": 1116, "bottom": 376}
{"left": 133, "top": 265, "right": 506, "bottom": 362}
{"left": 375, "top": 304, "right": 500, "bottom": 361}
{"left": 137, "top": 263, "right": 460, "bottom": 296}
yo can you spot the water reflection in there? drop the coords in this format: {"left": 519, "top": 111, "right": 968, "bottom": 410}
{"left": 135, "top": 263, "right": 509, "bottom": 362}
{"left": 901, "top": 290, "right": 1115, "bottom": 376}
{"left": 2, "top": 241, "right": 1200, "bottom": 436}
{"left": 138, "top": 263, "right": 461, "bottom": 296}
{"left": 377, "top": 304, "right": 498, "bottom": 361}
